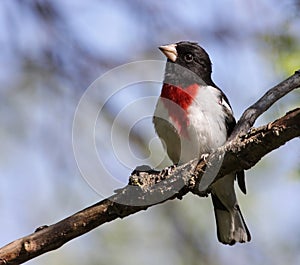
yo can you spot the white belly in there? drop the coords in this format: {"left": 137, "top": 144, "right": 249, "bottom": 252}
{"left": 154, "top": 85, "right": 228, "bottom": 164}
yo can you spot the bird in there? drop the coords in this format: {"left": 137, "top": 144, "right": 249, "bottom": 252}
{"left": 153, "top": 41, "right": 251, "bottom": 245}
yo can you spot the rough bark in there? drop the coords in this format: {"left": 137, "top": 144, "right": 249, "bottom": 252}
{"left": 0, "top": 70, "right": 299, "bottom": 265}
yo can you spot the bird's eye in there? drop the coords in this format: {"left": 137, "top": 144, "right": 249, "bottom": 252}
{"left": 184, "top": 53, "right": 193, "bottom": 62}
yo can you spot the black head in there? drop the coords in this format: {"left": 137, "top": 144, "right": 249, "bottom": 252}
{"left": 159, "top": 41, "right": 216, "bottom": 87}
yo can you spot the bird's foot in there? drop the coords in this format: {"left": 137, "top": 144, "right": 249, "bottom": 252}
{"left": 131, "top": 165, "right": 159, "bottom": 175}
{"left": 161, "top": 164, "right": 177, "bottom": 178}
{"left": 200, "top": 153, "right": 210, "bottom": 161}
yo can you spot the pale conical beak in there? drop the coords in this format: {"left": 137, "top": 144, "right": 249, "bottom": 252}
{"left": 158, "top": 44, "right": 177, "bottom": 62}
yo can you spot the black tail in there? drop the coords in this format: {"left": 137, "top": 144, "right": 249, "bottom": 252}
{"left": 212, "top": 193, "right": 251, "bottom": 245}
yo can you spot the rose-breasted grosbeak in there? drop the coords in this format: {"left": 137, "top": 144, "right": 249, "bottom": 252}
{"left": 153, "top": 41, "right": 251, "bottom": 245}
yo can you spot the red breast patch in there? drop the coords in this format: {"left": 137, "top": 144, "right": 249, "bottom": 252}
{"left": 160, "top": 83, "right": 199, "bottom": 136}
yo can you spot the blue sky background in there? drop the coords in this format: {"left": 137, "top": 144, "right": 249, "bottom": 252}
{"left": 0, "top": 1, "right": 299, "bottom": 264}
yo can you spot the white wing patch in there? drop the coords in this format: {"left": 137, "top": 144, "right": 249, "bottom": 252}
{"left": 220, "top": 97, "right": 233, "bottom": 115}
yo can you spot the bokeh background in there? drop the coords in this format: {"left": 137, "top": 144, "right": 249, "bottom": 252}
{"left": 1, "top": 0, "right": 300, "bottom": 264}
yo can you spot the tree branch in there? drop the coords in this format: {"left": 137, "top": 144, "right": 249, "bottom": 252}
{"left": 229, "top": 69, "right": 300, "bottom": 139}
{"left": 0, "top": 71, "right": 299, "bottom": 264}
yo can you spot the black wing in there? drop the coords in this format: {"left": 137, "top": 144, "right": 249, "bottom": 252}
{"left": 220, "top": 91, "right": 247, "bottom": 194}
